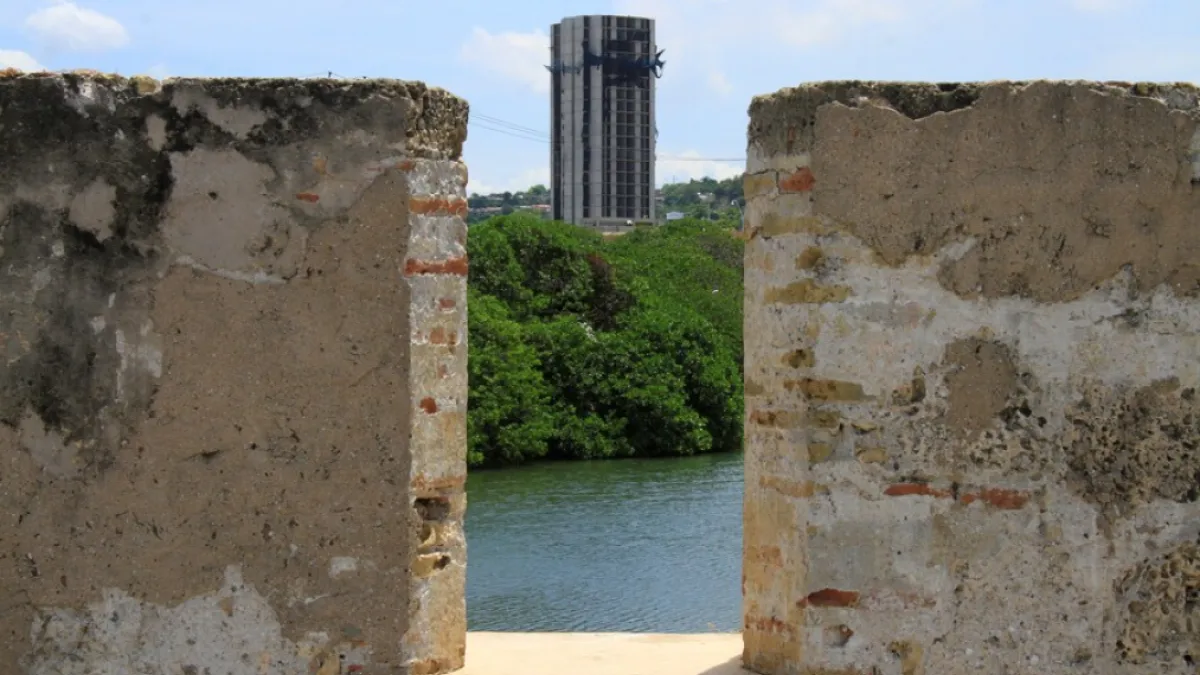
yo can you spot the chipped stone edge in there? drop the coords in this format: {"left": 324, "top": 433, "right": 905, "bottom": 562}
{"left": 399, "top": 159, "right": 469, "bottom": 675}
{"left": 748, "top": 79, "right": 1200, "bottom": 116}
{"left": 0, "top": 72, "right": 469, "bottom": 161}
{"left": 745, "top": 80, "right": 1200, "bottom": 174}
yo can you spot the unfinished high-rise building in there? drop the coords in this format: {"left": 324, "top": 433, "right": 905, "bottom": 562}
{"left": 549, "top": 15, "right": 661, "bottom": 229}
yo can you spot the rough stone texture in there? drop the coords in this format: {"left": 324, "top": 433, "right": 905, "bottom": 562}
{"left": 0, "top": 73, "right": 468, "bottom": 675}
{"left": 742, "top": 81, "right": 1200, "bottom": 675}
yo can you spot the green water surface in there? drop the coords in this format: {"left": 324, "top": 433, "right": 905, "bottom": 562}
{"left": 465, "top": 452, "right": 743, "bottom": 632}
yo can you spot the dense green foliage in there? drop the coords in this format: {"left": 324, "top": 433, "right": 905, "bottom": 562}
{"left": 466, "top": 213, "right": 744, "bottom": 468}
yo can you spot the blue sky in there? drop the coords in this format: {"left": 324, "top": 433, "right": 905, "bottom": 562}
{"left": 2, "top": 0, "right": 1198, "bottom": 196}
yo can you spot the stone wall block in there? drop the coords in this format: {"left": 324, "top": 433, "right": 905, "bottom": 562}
{"left": 742, "top": 80, "right": 1200, "bottom": 675}
{"left": 0, "top": 73, "right": 469, "bottom": 675}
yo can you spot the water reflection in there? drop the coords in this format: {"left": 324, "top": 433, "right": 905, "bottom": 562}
{"left": 465, "top": 452, "right": 743, "bottom": 633}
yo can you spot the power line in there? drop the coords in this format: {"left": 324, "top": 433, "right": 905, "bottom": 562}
{"left": 657, "top": 157, "right": 744, "bottom": 162}
{"left": 468, "top": 111, "right": 744, "bottom": 163}
{"left": 290, "top": 73, "right": 745, "bottom": 163}
{"left": 472, "top": 113, "right": 547, "bottom": 137}
{"left": 470, "top": 120, "right": 550, "bottom": 143}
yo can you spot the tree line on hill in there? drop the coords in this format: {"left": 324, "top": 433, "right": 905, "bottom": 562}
{"left": 466, "top": 176, "right": 745, "bottom": 225}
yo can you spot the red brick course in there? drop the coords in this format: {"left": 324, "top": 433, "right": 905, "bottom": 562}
{"left": 410, "top": 196, "right": 468, "bottom": 217}
{"left": 405, "top": 256, "right": 469, "bottom": 277}
{"left": 778, "top": 167, "right": 815, "bottom": 192}
{"left": 802, "top": 588, "right": 861, "bottom": 608}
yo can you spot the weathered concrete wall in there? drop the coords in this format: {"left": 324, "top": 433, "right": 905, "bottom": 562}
{"left": 0, "top": 73, "right": 469, "bottom": 675}
{"left": 742, "top": 81, "right": 1200, "bottom": 675}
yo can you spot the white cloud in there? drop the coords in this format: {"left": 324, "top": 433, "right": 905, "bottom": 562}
{"left": 145, "top": 63, "right": 170, "bottom": 79}
{"left": 468, "top": 166, "right": 550, "bottom": 196}
{"left": 24, "top": 1, "right": 129, "bottom": 52}
{"left": 612, "top": 0, "right": 968, "bottom": 77}
{"left": 707, "top": 70, "right": 733, "bottom": 96}
{"left": 459, "top": 1, "right": 960, "bottom": 98}
{"left": 460, "top": 27, "right": 549, "bottom": 95}
{"left": 1090, "top": 45, "right": 1200, "bottom": 82}
{"left": 656, "top": 151, "right": 743, "bottom": 186}
{"left": 0, "top": 49, "right": 45, "bottom": 72}
{"left": 773, "top": 0, "right": 909, "bottom": 48}
{"left": 1068, "top": 0, "right": 1136, "bottom": 11}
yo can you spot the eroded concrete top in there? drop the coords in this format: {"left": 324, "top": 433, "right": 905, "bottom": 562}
{"left": 0, "top": 71, "right": 469, "bottom": 160}
{"left": 749, "top": 79, "right": 1200, "bottom": 126}
{"left": 746, "top": 80, "right": 1200, "bottom": 302}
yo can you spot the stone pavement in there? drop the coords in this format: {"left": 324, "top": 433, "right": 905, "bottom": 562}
{"left": 458, "top": 632, "right": 749, "bottom": 675}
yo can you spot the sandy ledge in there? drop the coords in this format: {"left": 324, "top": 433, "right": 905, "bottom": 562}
{"left": 458, "top": 632, "right": 748, "bottom": 675}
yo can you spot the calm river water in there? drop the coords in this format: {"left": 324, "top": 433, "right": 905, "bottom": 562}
{"left": 465, "top": 452, "right": 743, "bottom": 632}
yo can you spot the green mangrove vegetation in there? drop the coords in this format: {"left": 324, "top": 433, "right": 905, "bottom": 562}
{"left": 466, "top": 213, "right": 744, "bottom": 468}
